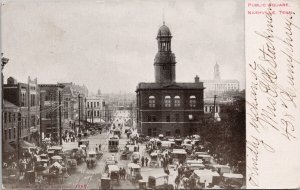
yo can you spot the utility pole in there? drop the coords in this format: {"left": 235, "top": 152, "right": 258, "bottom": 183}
{"left": 17, "top": 113, "right": 21, "bottom": 180}
{"left": 85, "top": 98, "right": 87, "bottom": 124}
{"left": 39, "top": 92, "right": 42, "bottom": 146}
{"left": 213, "top": 95, "right": 217, "bottom": 119}
{"left": 78, "top": 94, "right": 81, "bottom": 132}
{"left": 59, "top": 90, "right": 62, "bottom": 145}
{"left": 92, "top": 107, "right": 94, "bottom": 124}
{"left": 50, "top": 93, "right": 53, "bottom": 141}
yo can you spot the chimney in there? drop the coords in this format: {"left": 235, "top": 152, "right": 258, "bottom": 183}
{"left": 195, "top": 75, "right": 200, "bottom": 83}
{"left": 7, "top": 77, "right": 17, "bottom": 85}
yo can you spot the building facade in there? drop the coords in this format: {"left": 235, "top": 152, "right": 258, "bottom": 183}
{"left": 4, "top": 76, "right": 40, "bottom": 144}
{"left": 136, "top": 23, "right": 204, "bottom": 137}
{"left": 203, "top": 63, "right": 240, "bottom": 99}
{"left": 3, "top": 100, "right": 21, "bottom": 150}
{"left": 39, "top": 84, "right": 64, "bottom": 140}
{"left": 86, "top": 92, "right": 104, "bottom": 124}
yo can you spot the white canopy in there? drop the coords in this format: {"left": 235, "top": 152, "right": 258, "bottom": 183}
{"left": 186, "top": 159, "right": 203, "bottom": 164}
{"left": 108, "top": 164, "right": 119, "bottom": 172}
{"left": 223, "top": 173, "right": 243, "bottom": 179}
{"left": 172, "top": 149, "right": 187, "bottom": 154}
{"left": 88, "top": 151, "right": 96, "bottom": 155}
{"left": 51, "top": 155, "right": 63, "bottom": 160}
{"left": 128, "top": 163, "right": 141, "bottom": 169}
{"left": 193, "top": 169, "right": 220, "bottom": 183}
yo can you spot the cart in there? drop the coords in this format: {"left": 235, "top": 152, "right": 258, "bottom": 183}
{"left": 127, "top": 163, "right": 142, "bottom": 182}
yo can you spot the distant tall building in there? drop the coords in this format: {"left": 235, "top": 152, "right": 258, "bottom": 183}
{"left": 136, "top": 23, "right": 204, "bottom": 137}
{"left": 203, "top": 63, "right": 239, "bottom": 99}
{"left": 86, "top": 94, "right": 104, "bottom": 124}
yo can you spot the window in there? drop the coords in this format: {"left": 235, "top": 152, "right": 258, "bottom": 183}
{"left": 174, "top": 96, "right": 180, "bottom": 107}
{"left": 188, "top": 114, "right": 193, "bottom": 120}
{"left": 164, "top": 96, "right": 171, "bottom": 107}
{"left": 152, "top": 115, "right": 156, "bottom": 122}
{"left": 9, "top": 129, "right": 11, "bottom": 139}
{"left": 31, "top": 116, "right": 35, "bottom": 126}
{"left": 4, "top": 112, "right": 7, "bottom": 123}
{"left": 166, "top": 115, "right": 170, "bottom": 122}
{"left": 87, "top": 102, "right": 89, "bottom": 108}
{"left": 94, "top": 102, "right": 96, "bottom": 107}
{"left": 31, "top": 94, "right": 36, "bottom": 106}
{"left": 21, "top": 92, "right": 26, "bottom": 106}
{"left": 94, "top": 111, "right": 97, "bottom": 116}
{"left": 152, "top": 128, "right": 157, "bottom": 136}
{"left": 97, "top": 111, "right": 100, "bottom": 117}
{"left": 166, "top": 131, "right": 171, "bottom": 136}
{"left": 148, "top": 128, "right": 152, "bottom": 136}
{"left": 189, "top": 95, "right": 196, "bottom": 108}
{"left": 149, "top": 96, "right": 155, "bottom": 108}
{"left": 87, "top": 111, "right": 90, "bottom": 117}
{"left": 97, "top": 102, "right": 100, "bottom": 107}
{"left": 175, "top": 114, "right": 180, "bottom": 122}
{"left": 4, "top": 130, "right": 7, "bottom": 140}
{"left": 148, "top": 115, "right": 151, "bottom": 122}
{"left": 9, "top": 113, "right": 11, "bottom": 123}
{"left": 13, "top": 128, "right": 16, "bottom": 139}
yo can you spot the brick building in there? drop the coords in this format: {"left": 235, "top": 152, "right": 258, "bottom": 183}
{"left": 4, "top": 76, "right": 40, "bottom": 144}
{"left": 39, "top": 84, "right": 64, "bottom": 140}
{"left": 3, "top": 100, "right": 21, "bottom": 151}
{"left": 136, "top": 23, "right": 204, "bottom": 137}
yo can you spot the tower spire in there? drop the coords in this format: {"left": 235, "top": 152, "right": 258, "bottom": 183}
{"left": 163, "top": 8, "right": 165, "bottom": 25}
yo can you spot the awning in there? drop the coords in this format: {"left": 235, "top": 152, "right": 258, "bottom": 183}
{"left": 20, "top": 140, "right": 36, "bottom": 148}
{"left": 4, "top": 143, "right": 15, "bottom": 153}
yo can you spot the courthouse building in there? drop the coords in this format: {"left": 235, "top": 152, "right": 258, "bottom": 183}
{"left": 203, "top": 63, "right": 239, "bottom": 99}
{"left": 136, "top": 23, "right": 204, "bottom": 137}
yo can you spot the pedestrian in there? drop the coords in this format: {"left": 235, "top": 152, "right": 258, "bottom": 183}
{"left": 122, "top": 168, "right": 126, "bottom": 180}
{"left": 164, "top": 167, "right": 170, "bottom": 175}
{"left": 141, "top": 156, "right": 145, "bottom": 167}
{"left": 175, "top": 175, "right": 180, "bottom": 189}
{"left": 145, "top": 157, "right": 148, "bottom": 167}
{"left": 119, "top": 167, "right": 123, "bottom": 179}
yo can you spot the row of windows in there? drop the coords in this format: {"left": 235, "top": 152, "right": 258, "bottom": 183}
{"left": 87, "top": 110, "right": 101, "bottom": 117}
{"left": 148, "top": 95, "right": 197, "bottom": 108}
{"left": 147, "top": 113, "right": 197, "bottom": 122}
{"left": 4, "top": 128, "right": 17, "bottom": 140}
{"left": 3, "top": 112, "right": 20, "bottom": 124}
{"left": 204, "top": 106, "right": 219, "bottom": 113}
{"left": 87, "top": 101, "right": 100, "bottom": 108}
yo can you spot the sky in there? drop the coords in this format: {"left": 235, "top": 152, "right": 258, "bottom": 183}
{"left": 2, "top": 0, "right": 245, "bottom": 94}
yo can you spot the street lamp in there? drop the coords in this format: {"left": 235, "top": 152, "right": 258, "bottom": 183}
{"left": 1, "top": 53, "right": 9, "bottom": 182}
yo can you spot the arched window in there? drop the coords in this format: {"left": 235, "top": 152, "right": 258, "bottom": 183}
{"left": 149, "top": 96, "right": 155, "bottom": 108}
{"left": 174, "top": 96, "right": 180, "bottom": 107}
{"left": 189, "top": 95, "right": 196, "bottom": 108}
{"left": 164, "top": 96, "right": 171, "bottom": 107}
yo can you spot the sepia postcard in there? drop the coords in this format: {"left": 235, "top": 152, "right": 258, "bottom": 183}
{"left": 0, "top": 0, "right": 299, "bottom": 189}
